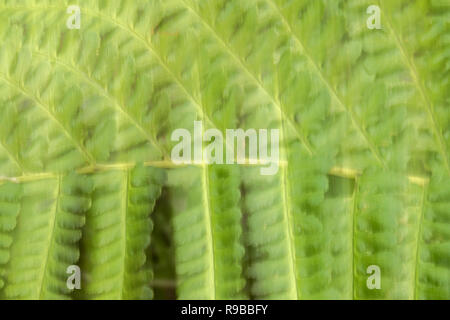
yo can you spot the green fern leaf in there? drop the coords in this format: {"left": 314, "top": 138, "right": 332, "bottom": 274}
{"left": 0, "top": 0, "right": 448, "bottom": 300}
{"left": 78, "top": 166, "right": 164, "bottom": 299}
{"left": 1, "top": 174, "right": 91, "bottom": 299}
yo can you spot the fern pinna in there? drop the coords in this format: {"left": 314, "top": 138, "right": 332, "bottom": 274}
{"left": 0, "top": 0, "right": 448, "bottom": 300}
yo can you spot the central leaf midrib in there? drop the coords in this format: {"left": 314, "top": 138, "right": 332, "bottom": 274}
{"left": 201, "top": 164, "right": 216, "bottom": 299}
{"left": 120, "top": 169, "right": 130, "bottom": 299}
{"left": 275, "top": 72, "right": 299, "bottom": 299}
{"left": 280, "top": 156, "right": 300, "bottom": 299}
{"left": 38, "top": 175, "right": 61, "bottom": 299}
{"left": 351, "top": 177, "right": 359, "bottom": 300}
{"left": 414, "top": 182, "right": 428, "bottom": 299}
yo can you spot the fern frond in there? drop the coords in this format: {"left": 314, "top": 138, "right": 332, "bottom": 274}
{"left": 1, "top": 174, "right": 91, "bottom": 299}
{"left": 352, "top": 169, "right": 420, "bottom": 299}
{"left": 416, "top": 166, "right": 450, "bottom": 299}
{"left": 78, "top": 165, "right": 164, "bottom": 299}
{"left": 0, "top": 0, "right": 447, "bottom": 300}
{"left": 0, "top": 182, "right": 21, "bottom": 291}
{"left": 169, "top": 165, "right": 246, "bottom": 299}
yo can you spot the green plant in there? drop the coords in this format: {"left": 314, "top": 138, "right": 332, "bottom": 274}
{"left": 0, "top": 0, "right": 448, "bottom": 300}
